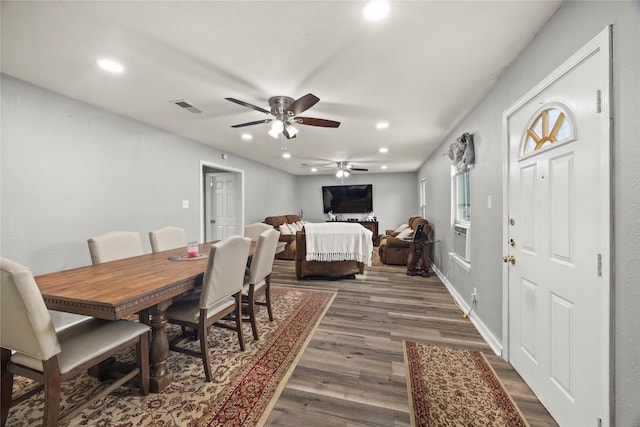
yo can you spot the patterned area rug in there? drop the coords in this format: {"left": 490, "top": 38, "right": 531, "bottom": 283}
{"left": 404, "top": 342, "right": 529, "bottom": 427}
{"left": 7, "top": 286, "right": 335, "bottom": 426}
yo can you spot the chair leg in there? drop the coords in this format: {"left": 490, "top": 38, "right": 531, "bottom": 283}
{"left": 247, "top": 286, "right": 259, "bottom": 340}
{"left": 42, "top": 358, "right": 62, "bottom": 427}
{"left": 1, "top": 349, "right": 13, "bottom": 427}
{"left": 234, "top": 294, "right": 245, "bottom": 351}
{"left": 198, "top": 317, "right": 213, "bottom": 382}
{"left": 136, "top": 331, "right": 150, "bottom": 395}
{"left": 265, "top": 276, "right": 273, "bottom": 321}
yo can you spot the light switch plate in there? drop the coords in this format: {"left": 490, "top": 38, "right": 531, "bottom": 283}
{"left": 182, "top": 200, "right": 189, "bottom": 209}
{"left": 487, "top": 195, "right": 493, "bottom": 210}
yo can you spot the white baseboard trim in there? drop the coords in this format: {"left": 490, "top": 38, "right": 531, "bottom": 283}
{"left": 431, "top": 264, "right": 503, "bottom": 357}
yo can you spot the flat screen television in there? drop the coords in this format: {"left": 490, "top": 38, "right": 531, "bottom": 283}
{"left": 322, "top": 184, "right": 373, "bottom": 214}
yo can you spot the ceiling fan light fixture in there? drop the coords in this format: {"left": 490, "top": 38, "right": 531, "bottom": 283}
{"left": 285, "top": 123, "right": 298, "bottom": 138}
{"left": 336, "top": 170, "right": 344, "bottom": 178}
{"left": 268, "top": 120, "right": 284, "bottom": 139}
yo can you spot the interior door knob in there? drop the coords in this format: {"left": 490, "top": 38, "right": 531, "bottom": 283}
{"left": 503, "top": 255, "right": 516, "bottom": 265}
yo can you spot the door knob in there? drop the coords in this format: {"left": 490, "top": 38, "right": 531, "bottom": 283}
{"left": 503, "top": 255, "right": 516, "bottom": 265}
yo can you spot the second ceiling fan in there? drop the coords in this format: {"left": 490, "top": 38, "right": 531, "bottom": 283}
{"left": 225, "top": 93, "right": 340, "bottom": 139}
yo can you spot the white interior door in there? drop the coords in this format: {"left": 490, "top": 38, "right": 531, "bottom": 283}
{"left": 205, "top": 173, "right": 238, "bottom": 241}
{"left": 504, "top": 29, "right": 610, "bottom": 426}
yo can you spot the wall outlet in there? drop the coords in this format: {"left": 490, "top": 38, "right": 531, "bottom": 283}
{"left": 182, "top": 200, "right": 190, "bottom": 209}
{"left": 471, "top": 287, "right": 478, "bottom": 302}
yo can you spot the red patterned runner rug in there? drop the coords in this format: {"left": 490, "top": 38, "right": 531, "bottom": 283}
{"left": 6, "top": 286, "right": 335, "bottom": 427}
{"left": 403, "top": 342, "right": 529, "bottom": 427}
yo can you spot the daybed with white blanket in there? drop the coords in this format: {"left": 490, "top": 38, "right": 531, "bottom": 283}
{"left": 295, "top": 222, "right": 373, "bottom": 280}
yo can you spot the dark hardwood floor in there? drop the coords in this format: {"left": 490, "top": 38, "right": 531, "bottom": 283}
{"left": 265, "top": 259, "right": 558, "bottom": 427}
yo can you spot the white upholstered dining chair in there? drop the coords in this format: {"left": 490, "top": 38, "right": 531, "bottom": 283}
{"left": 243, "top": 222, "right": 273, "bottom": 241}
{"left": 87, "top": 230, "right": 147, "bottom": 323}
{"left": 149, "top": 226, "right": 187, "bottom": 253}
{"left": 0, "top": 257, "right": 150, "bottom": 427}
{"left": 165, "top": 235, "right": 251, "bottom": 382}
{"left": 243, "top": 228, "right": 280, "bottom": 340}
{"left": 87, "top": 230, "right": 144, "bottom": 265}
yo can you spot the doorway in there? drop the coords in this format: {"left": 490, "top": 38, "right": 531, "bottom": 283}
{"left": 200, "top": 161, "right": 244, "bottom": 242}
{"left": 502, "top": 28, "right": 611, "bottom": 426}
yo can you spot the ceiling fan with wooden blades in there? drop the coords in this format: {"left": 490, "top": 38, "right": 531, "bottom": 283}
{"left": 225, "top": 93, "right": 340, "bottom": 139}
{"left": 301, "top": 160, "right": 369, "bottom": 177}
{"left": 335, "top": 161, "right": 368, "bottom": 177}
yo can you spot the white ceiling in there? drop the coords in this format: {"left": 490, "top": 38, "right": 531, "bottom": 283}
{"left": 1, "top": 0, "right": 560, "bottom": 176}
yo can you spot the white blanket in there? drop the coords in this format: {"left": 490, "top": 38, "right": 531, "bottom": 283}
{"left": 304, "top": 222, "right": 373, "bottom": 266}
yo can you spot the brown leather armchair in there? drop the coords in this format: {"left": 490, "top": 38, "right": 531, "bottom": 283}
{"left": 263, "top": 214, "right": 301, "bottom": 260}
{"left": 378, "top": 216, "right": 423, "bottom": 245}
{"left": 378, "top": 217, "right": 431, "bottom": 265}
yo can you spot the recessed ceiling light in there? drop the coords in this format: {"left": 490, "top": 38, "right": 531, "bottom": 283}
{"left": 282, "top": 152, "right": 291, "bottom": 159}
{"left": 97, "top": 59, "right": 124, "bottom": 73}
{"left": 379, "top": 147, "right": 388, "bottom": 153}
{"left": 364, "top": 1, "right": 390, "bottom": 22}
{"left": 241, "top": 133, "right": 253, "bottom": 141}
{"left": 311, "top": 167, "right": 318, "bottom": 172}
{"left": 376, "top": 122, "right": 389, "bottom": 130}
{"left": 381, "top": 165, "right": 388, "bottom": 169}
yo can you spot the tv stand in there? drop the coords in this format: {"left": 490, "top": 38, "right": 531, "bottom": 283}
{"left": 326, "top": 220, "right": 379, "bottom": 246}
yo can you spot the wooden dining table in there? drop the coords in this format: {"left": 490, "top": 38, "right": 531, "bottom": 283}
{"left": 34, "top": 241, "right": 254, "bottom": 393}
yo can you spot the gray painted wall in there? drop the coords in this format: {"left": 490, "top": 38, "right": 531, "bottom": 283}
{"left": 296, "top": 172, "right": 418, "bottom": 234}
{"left": 1, "top": 75, "right": 298, "bottom": 275}
{"left": 418, "top": 2, "right": 639, "bottom": 424}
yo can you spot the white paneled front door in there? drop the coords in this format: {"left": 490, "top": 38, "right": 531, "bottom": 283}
{"left": 503, "top": 28, "right": 610, "bottom": 426}
{"left": 205, "top": 173, "right": 238, "bottom": 241}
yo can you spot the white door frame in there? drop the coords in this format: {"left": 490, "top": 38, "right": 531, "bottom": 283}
{"left": 501, "top": 26, "right": 612, "bottom": 423}
{"left": 199, "top": 160, "right": 245, "bottom": 242}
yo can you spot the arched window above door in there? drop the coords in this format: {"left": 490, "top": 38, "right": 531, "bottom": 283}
{"left": 520, "top": 104, "right": 575, "bottom": 158}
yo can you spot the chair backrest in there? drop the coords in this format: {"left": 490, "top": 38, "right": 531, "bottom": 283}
{"left": 87, "top": 230, "right": 144, "bottom": 264}
{"left": 247, "top": 228, "right": 280, "bottom": 284}
{"left": 0, "top": 258, "right": 60, "bottom": 361}
{"left": 243, "top": 222, "right": 273, "bottom": 241}
{"left": 199, "top": 235, "right": 251, "bottom": 309}
{"left": 149, "top": 226, "right": 187, "bottom": 253}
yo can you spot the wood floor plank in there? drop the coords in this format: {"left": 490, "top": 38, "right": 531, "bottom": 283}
{"left": 266, "top": 260, "right": 558, "bottom": 426}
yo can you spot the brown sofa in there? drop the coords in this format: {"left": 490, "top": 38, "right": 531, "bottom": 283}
{"left": 378, "top": 216, "right": 431, "bottom": 265}
{"left": 263, "top": 214, "right": 301, "bottom": 260}
{"left": 295, "top": 228, "right": 364, "bottom": 280}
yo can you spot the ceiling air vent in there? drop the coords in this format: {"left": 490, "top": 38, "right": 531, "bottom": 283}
{"left": 170, "top": 99, "right": 203, "bottom": 114}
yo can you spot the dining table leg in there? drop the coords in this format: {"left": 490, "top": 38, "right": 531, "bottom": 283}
{"left": 148, "top": 299, "right": 173, "bottom": 393}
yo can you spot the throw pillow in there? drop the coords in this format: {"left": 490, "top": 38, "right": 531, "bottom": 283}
{"left": 396, "top": 227, "right": 413, "bottom": 239}
{"left": 295, "top": 220, "right": 304, "bottom": 230}
{"left": 279, "top": 224, "right": 292, "bottom": 235}
{"left": 394, "top": 223, "right": 409, "bottom": 233}
{"left": 287, "top": 223, "right": 297, "bottom": 233}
